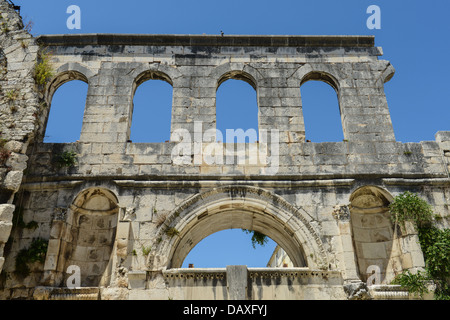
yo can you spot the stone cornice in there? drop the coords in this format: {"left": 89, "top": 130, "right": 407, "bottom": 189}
{"left": 37, "top": 34, "right": 375, "bottom": 48}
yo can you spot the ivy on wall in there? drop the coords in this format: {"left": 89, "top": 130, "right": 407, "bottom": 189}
{"left": 418, "top": 226, "right": 450, "bottom": 299}
{"left": 390, "top": 191, "right": 450, "bottom": 300}
{"left": 14, "top": 238, "right": 48, "bottom": 278}
{"left": 389, "top": 191, "right": 434, "bottom": 226}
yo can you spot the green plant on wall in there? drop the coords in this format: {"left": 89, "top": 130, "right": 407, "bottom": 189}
{"left": 141, "top": 245, "right": 151, "bottom": 256}
{"left": 418, "top": 226, "right": 450, "bottom": 299}
{"left": 6, "top": 89, "right": 19, "bottom": 103}
{"left": 165, "top": 227, "right": 179, "bottom": 238}
{"left": 391, "top": 270, "right": 429, "bottom": 298}
{"left": 389, "top": 191, "right": 434, "bottom": 227}
{"left": 14, "top": 238, "right": 48, "bottom": 278}
{"left": 389, "top": 191, "right": 450, "bottom": 300}
{"left": 54, "top": 150, "right": 77, "bottom": 168}
{"left": 33, "top": 49, "right": 54, "bottom": 86}
{"left": 13, "top": 206, "right": 39, "bottom": 230}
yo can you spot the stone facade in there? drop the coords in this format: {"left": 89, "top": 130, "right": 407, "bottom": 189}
{"left": 0, "top": 0, "right": 449, "bottom": 300}
{"left": 0, "top": 0, "right": 41, "bottom": 276}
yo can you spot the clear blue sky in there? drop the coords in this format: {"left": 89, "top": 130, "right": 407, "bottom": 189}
{"left": 14, "top": 0, "right": 450, "bottom": 267}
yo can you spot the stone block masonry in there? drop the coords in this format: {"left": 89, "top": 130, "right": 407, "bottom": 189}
{"left": 0, "top": 0, "right": 449, "bottom": 300}
{"left": 0, "top": 0, "right": 42, "bottom": 277}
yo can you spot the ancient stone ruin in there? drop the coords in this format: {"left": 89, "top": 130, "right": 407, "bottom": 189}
{"left": 0, "top": 0, "right": 449, "bottom": 300}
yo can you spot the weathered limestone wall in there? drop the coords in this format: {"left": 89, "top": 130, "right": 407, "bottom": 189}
{"left": 0, "top": 0, "right": 449, "bottom": 300}
{"left": 0, "top": 0, "right": 41, "bottom": 274}
{"left": 35, "top": 33, "right": 395, "bottom": 145}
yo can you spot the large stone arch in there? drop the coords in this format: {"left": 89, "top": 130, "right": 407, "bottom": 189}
{"left": 148, "top": 185, "right": 328, "bottom": 270}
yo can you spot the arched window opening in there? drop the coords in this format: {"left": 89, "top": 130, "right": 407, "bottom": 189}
{"left": 130, "top": 74, "right": 173, "bottom": 143}
{"left": 216, "top": 75, "right": 258, "bottom": 143}
{"left": 44, "top": 79, "right": 88, "bottom": 143}
{"left": 300, "top": 74, "right": 344, "bottom": 142}
{"left": 181, "top": 229, "right": 277, "bottom": 268}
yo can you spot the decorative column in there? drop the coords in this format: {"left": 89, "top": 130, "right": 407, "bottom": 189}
{"left": 332, "top": 204, "right": 371, "bottom": 299}
{"left": 332, "top": 204, "right": 360, "bottom": 281}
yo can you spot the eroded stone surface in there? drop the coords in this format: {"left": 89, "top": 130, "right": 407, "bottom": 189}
{"left": 0, "top": 0, "right": 449, "bottom": 300}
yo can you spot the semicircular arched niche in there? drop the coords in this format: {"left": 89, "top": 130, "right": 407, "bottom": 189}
{"left": 62, "top": 188, "right": 119, "bottom": 287}
{"left": 148, "top": 185, "right": 328, "bottom": 271}
{"left": 349, "top": 186, "right": 402, "bottom": 284}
